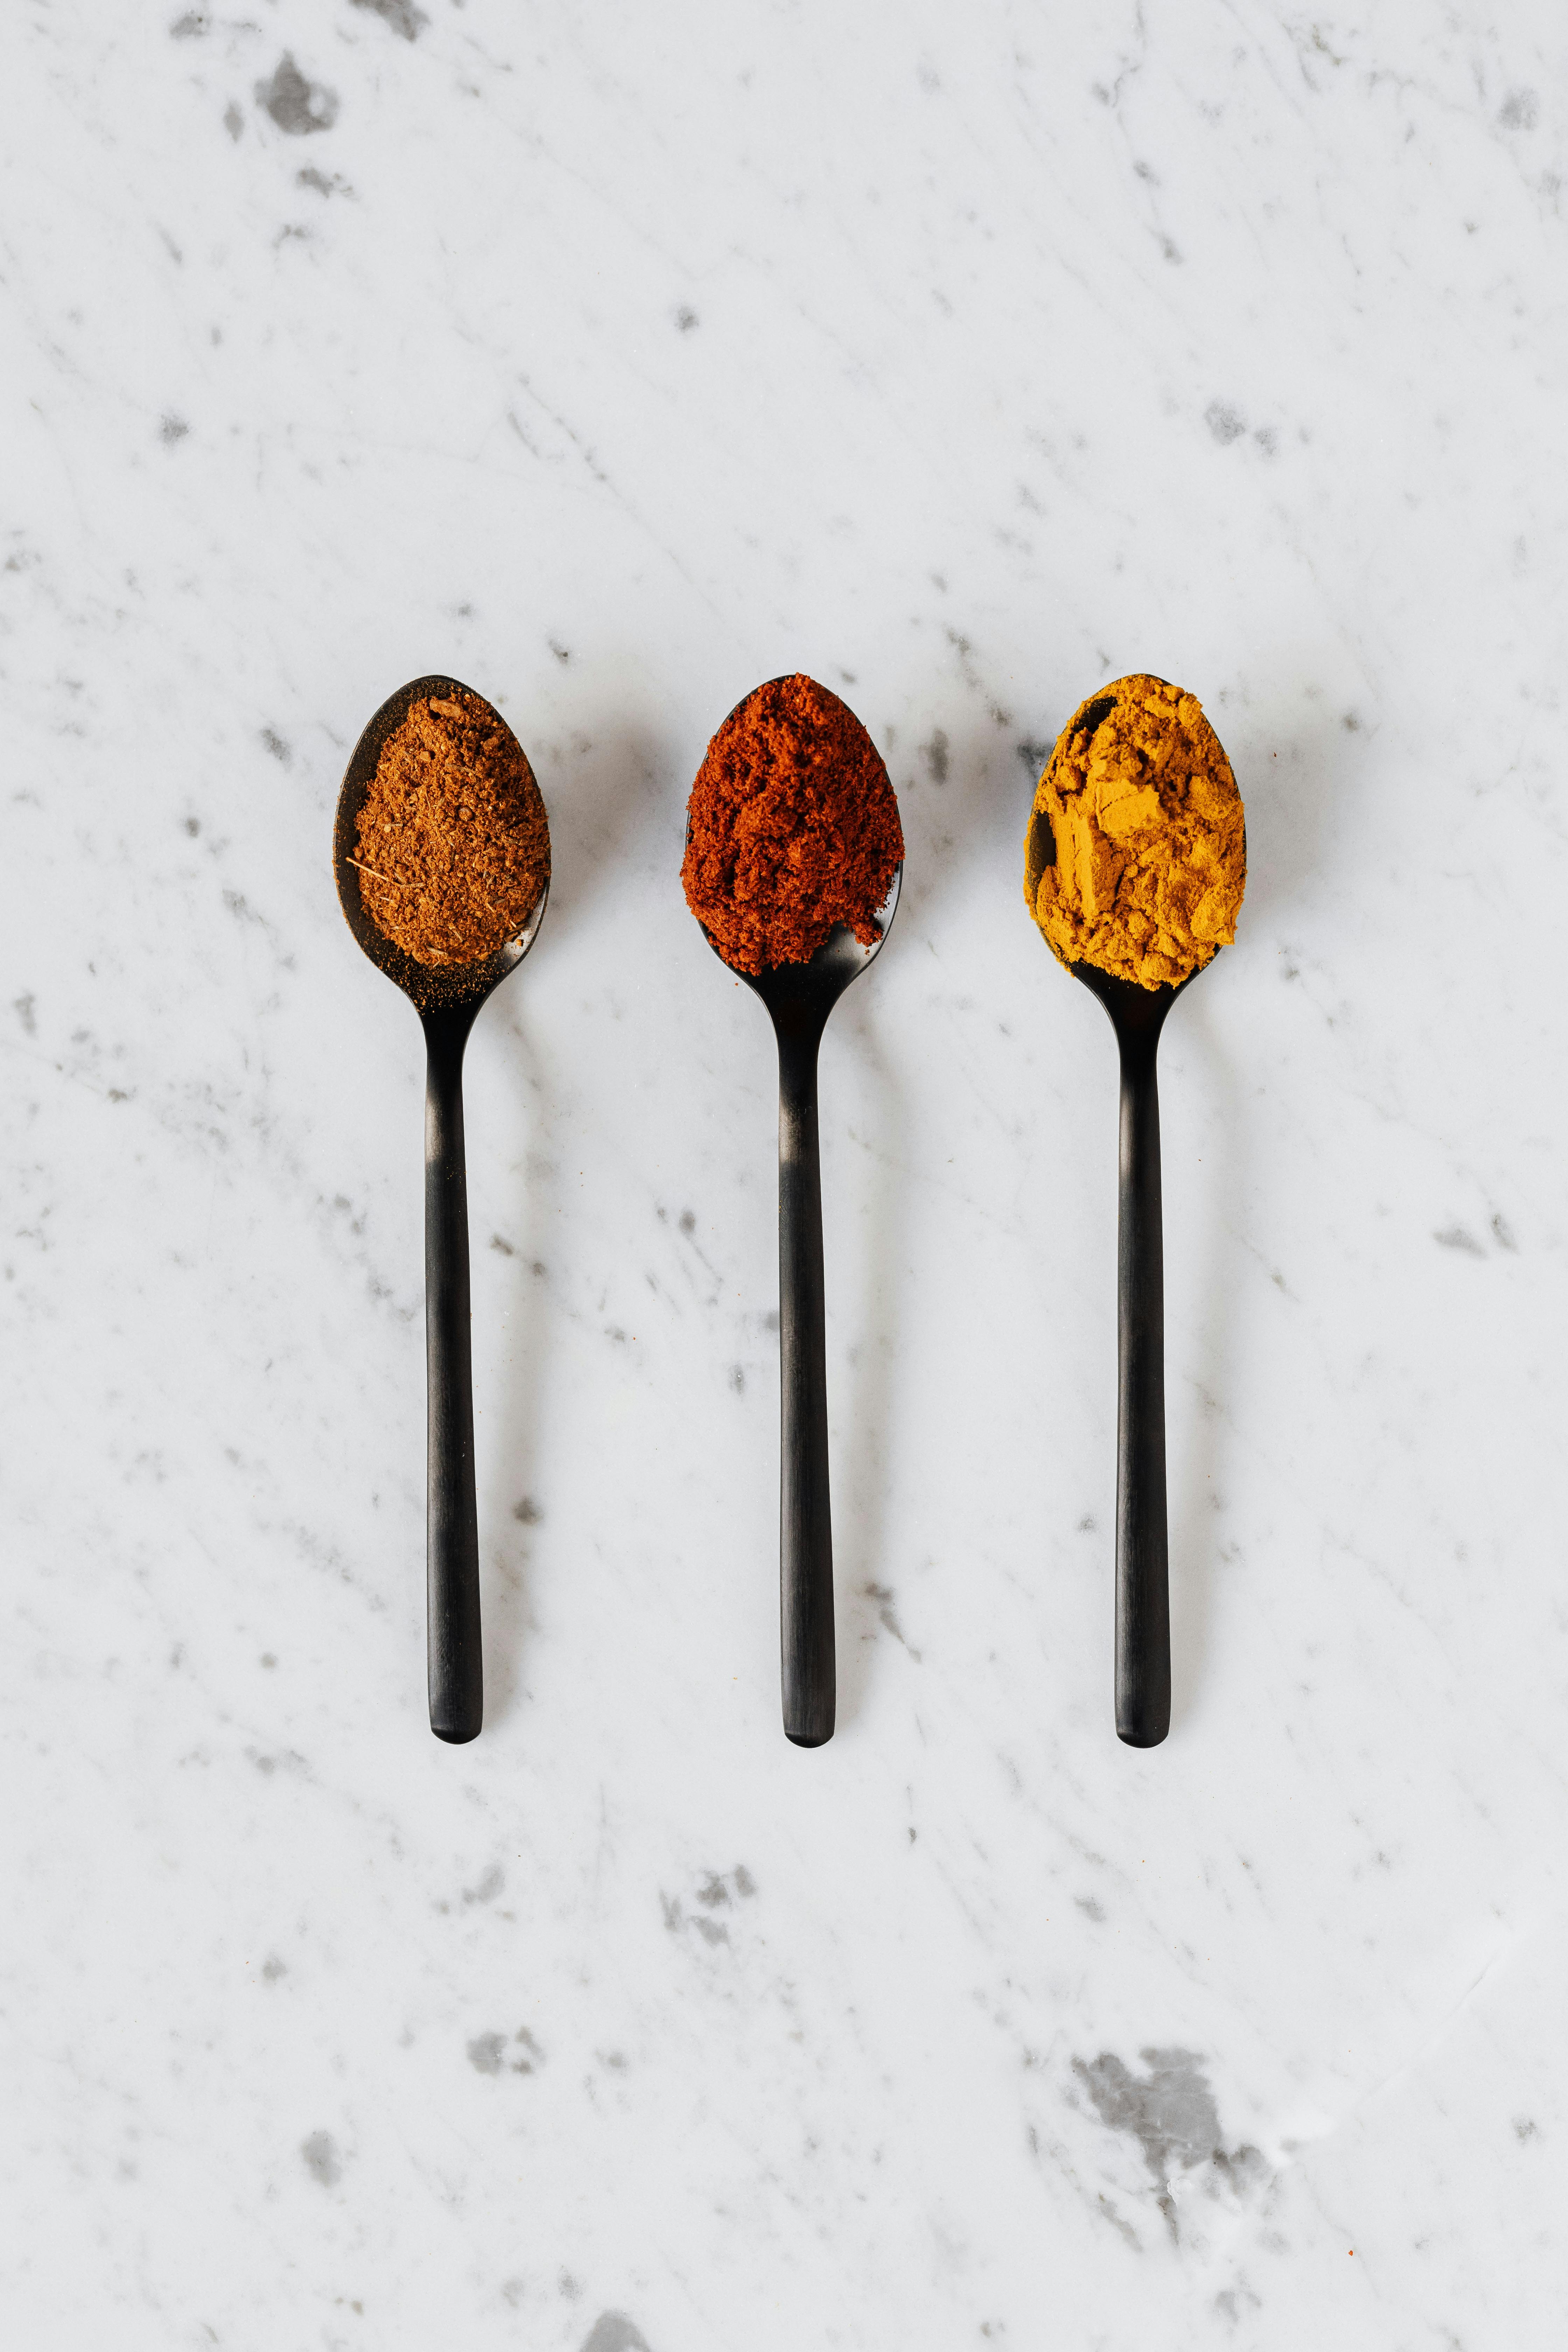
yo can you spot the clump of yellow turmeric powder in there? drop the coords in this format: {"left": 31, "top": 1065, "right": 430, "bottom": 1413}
{"left": 1023, "top": 674, "right": 1245, "bottom": 989}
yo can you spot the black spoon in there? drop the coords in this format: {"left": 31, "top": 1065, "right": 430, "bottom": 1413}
{"left": 334, "top": 674, "right": 550, "bottom": 1744}
{"left": 695, "top": 864, "right": 902, "bottom": 1748}
{"left": 1024, "top": 796, "right": 1204, "bottom": 1749}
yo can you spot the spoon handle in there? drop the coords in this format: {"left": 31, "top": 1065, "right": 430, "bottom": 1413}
{"left": 423, "top": 1013, "right": 483, "bottom": 1743}
{"left": 776, "top": 1019, "right": 835, "bottom": 1747}
{"left": 1115, "top": 1029, "right": 1172, "bottom": 1746}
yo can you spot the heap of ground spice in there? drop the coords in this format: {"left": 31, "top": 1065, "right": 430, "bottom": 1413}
{"left": 681, "top": 674, "right": 904, "bottom": 975}
{"left": 352, "top": 688, "right": 550, "bottom": 968}
{"left": 1024, "top": 674, "right": 1245, "bottom": 988}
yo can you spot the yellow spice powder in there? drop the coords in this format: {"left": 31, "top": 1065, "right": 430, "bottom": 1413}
{"left": 1024, "top": 673, "right": 1246, "bottom": 989}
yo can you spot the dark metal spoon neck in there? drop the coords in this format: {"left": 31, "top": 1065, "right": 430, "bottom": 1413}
{"left": 774, "top": 1008, "right": 827, "bottom": 1089}
{"left": 1115, "top": 1022, "right": 1164, "bottom": 1087}
{"left": 422, "top": 1000, "right": 479, "bottom": 1076}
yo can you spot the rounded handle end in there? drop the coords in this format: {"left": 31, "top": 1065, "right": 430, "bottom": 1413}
{"left": 430, "top": 1708, "right": 482, "bottom": 1745}
{"left": 1115, "top": 1705, "right": 1170, "bottom": 1749}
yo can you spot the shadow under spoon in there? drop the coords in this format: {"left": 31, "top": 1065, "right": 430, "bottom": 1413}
{"left": 699, "top": 866, "right": 902, "bottom": 1748}
{"left": 1026, "top": 801, "right": 1206, "bottom": 1749}
{"left": 334, "top": 673, "right": 549, "bottom": 1744}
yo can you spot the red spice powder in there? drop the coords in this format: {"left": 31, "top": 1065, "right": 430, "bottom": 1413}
{"left": 353, "top": 689, "right": 550, "bottom": 968}
{"left": 681, "top": 674, "right": 904, "bottom": 975}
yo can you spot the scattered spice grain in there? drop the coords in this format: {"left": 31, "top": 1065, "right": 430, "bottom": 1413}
{"left": 681, "top": 673, "right": 904, "bottom": 975}
{"left": 354, "top": 688, "right": 550, "bottom": 968}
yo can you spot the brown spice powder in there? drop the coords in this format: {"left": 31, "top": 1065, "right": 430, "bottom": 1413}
{"left": 681, "top": 673, "right": 904, "bottom": 975}
{"left": 353, "top": 689, "right": 551, "bottom": 968}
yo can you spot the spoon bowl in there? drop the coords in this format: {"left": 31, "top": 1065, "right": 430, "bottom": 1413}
{"left": 335, "top": 673, "right": 550, "bottom": 1017}
{"left": 335, "top": 673, "right": 549, "bottom": 1743}
{"left": 695, "top": 860, "right": 902, "bottom": 1747}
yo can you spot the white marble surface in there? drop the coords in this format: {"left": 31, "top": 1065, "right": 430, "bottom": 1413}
{"left": 5, "top": 5, "right": 1568, "bottom": 2345}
